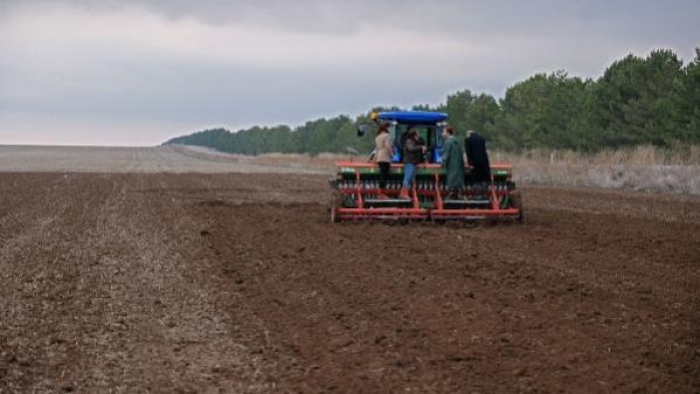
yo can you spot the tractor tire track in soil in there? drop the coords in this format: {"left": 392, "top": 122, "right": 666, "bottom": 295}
{"left": 1, "top": 172, "right": 699, "bottom": 393}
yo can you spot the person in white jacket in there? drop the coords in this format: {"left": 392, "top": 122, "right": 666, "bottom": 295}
{"left": 372, "top": 123, "right": 393, "bottom": 200}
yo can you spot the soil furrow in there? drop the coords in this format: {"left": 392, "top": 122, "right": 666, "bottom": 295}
{"left": 1, "top": 172, "right": 698, "bottom": 394}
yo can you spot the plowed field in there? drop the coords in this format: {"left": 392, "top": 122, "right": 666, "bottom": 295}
{"left": 1, "top": 171, "right": 699, "bottom": 393}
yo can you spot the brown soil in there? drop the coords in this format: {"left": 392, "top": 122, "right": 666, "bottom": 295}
{"left": 1, "top": 173, "right": 698, "bottom": 394}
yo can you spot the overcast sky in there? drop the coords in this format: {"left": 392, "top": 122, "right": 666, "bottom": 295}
{"left": 1, "top": 0, "right": 698, "bottom": 146}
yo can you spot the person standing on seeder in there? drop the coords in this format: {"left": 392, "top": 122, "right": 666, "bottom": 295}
{"left": 398, "top": 129, "right": 426, "bottom": 200}
{"left": 371, "top": 123, "right": 393, "bottom": 200}
{"left": 441, "top": 125, "right": 465, "bottom": 199}
{"left": 464, "top": 129, "right": 492, "bottom": 197}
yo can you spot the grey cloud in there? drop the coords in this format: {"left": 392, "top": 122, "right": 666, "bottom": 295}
{"left": 1, "top": 0, "right": 698, "bottom": 146}
{"left": 6, "top": 0, "right": 700, "bottom": 37}
{"left": 1, "top": 57, "right": 462, "bottom": 126}
{"left": 3, "top": 1, "right": 698, "bottom": 54}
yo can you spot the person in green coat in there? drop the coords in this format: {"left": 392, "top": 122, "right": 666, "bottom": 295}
{"left": 441, "top": 126, "right": 465, "bottom": 199}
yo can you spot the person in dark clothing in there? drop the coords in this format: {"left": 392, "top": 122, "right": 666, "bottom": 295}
{"left": 464, "top": 130, "right": 491, "bottom": 184}
{"left": 398, "top": 129, "right": 426, "bottom": 199}
{"left": 415, "top": 134, "right": 426, "bottom": 163}
{"left": 398, "top": 128, "right": 426, "bottom": 162}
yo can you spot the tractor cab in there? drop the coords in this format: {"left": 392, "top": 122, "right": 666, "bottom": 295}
{"left": 358, "top": 111, "right": 448, "bottom": 164}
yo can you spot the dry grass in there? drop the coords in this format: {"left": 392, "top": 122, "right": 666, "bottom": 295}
{"left": 500, "top": 144, "right": 700, "bottom": 166}
{"left": 497, "top": 145, "right": 700, "bottom": 195}
{"left": 246, "top": 145, "right": 700, "bottom": 196}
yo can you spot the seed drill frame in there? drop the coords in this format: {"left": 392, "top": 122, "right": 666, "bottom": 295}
{"left": 329, "top": 111, "right": 522, "bottom": 222}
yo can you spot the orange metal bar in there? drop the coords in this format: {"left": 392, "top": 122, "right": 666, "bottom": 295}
{"left": 488, "top": 174, "right": 499, "bottom": 210}
{"left": 335, "top": 161, "right": 514, "bottom": 171}
{"left": 355, "top": 172, "right": 363, "bottom": 209}
{"left": 336, "top": 206, "right": 429, "bottom": 221}
{"left": 431, "top": 208, "right": 520, "bottom": 217}
{"left": 336, "top": 215, "right": 427, "bottom": 221}
{"left": 433, "top": 173, "right": 444, "bottom": 210}
{"left": 411, "top": 185, "right": 420, "bottom": 209}
{"left": 338, "top": 208, "right": 427, "bottom": 214}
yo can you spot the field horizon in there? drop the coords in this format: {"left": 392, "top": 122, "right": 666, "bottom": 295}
{"left": 6, "top": 144, "right": 697, "bottom": 195}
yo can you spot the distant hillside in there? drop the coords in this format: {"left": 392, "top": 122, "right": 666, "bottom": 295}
{"left": 165, "top": 48, "right": 700, "bottom": 154}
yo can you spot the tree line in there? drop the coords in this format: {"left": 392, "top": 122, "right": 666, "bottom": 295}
{"left": 165, "top": 48, "right": 700, "bottom": 154}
